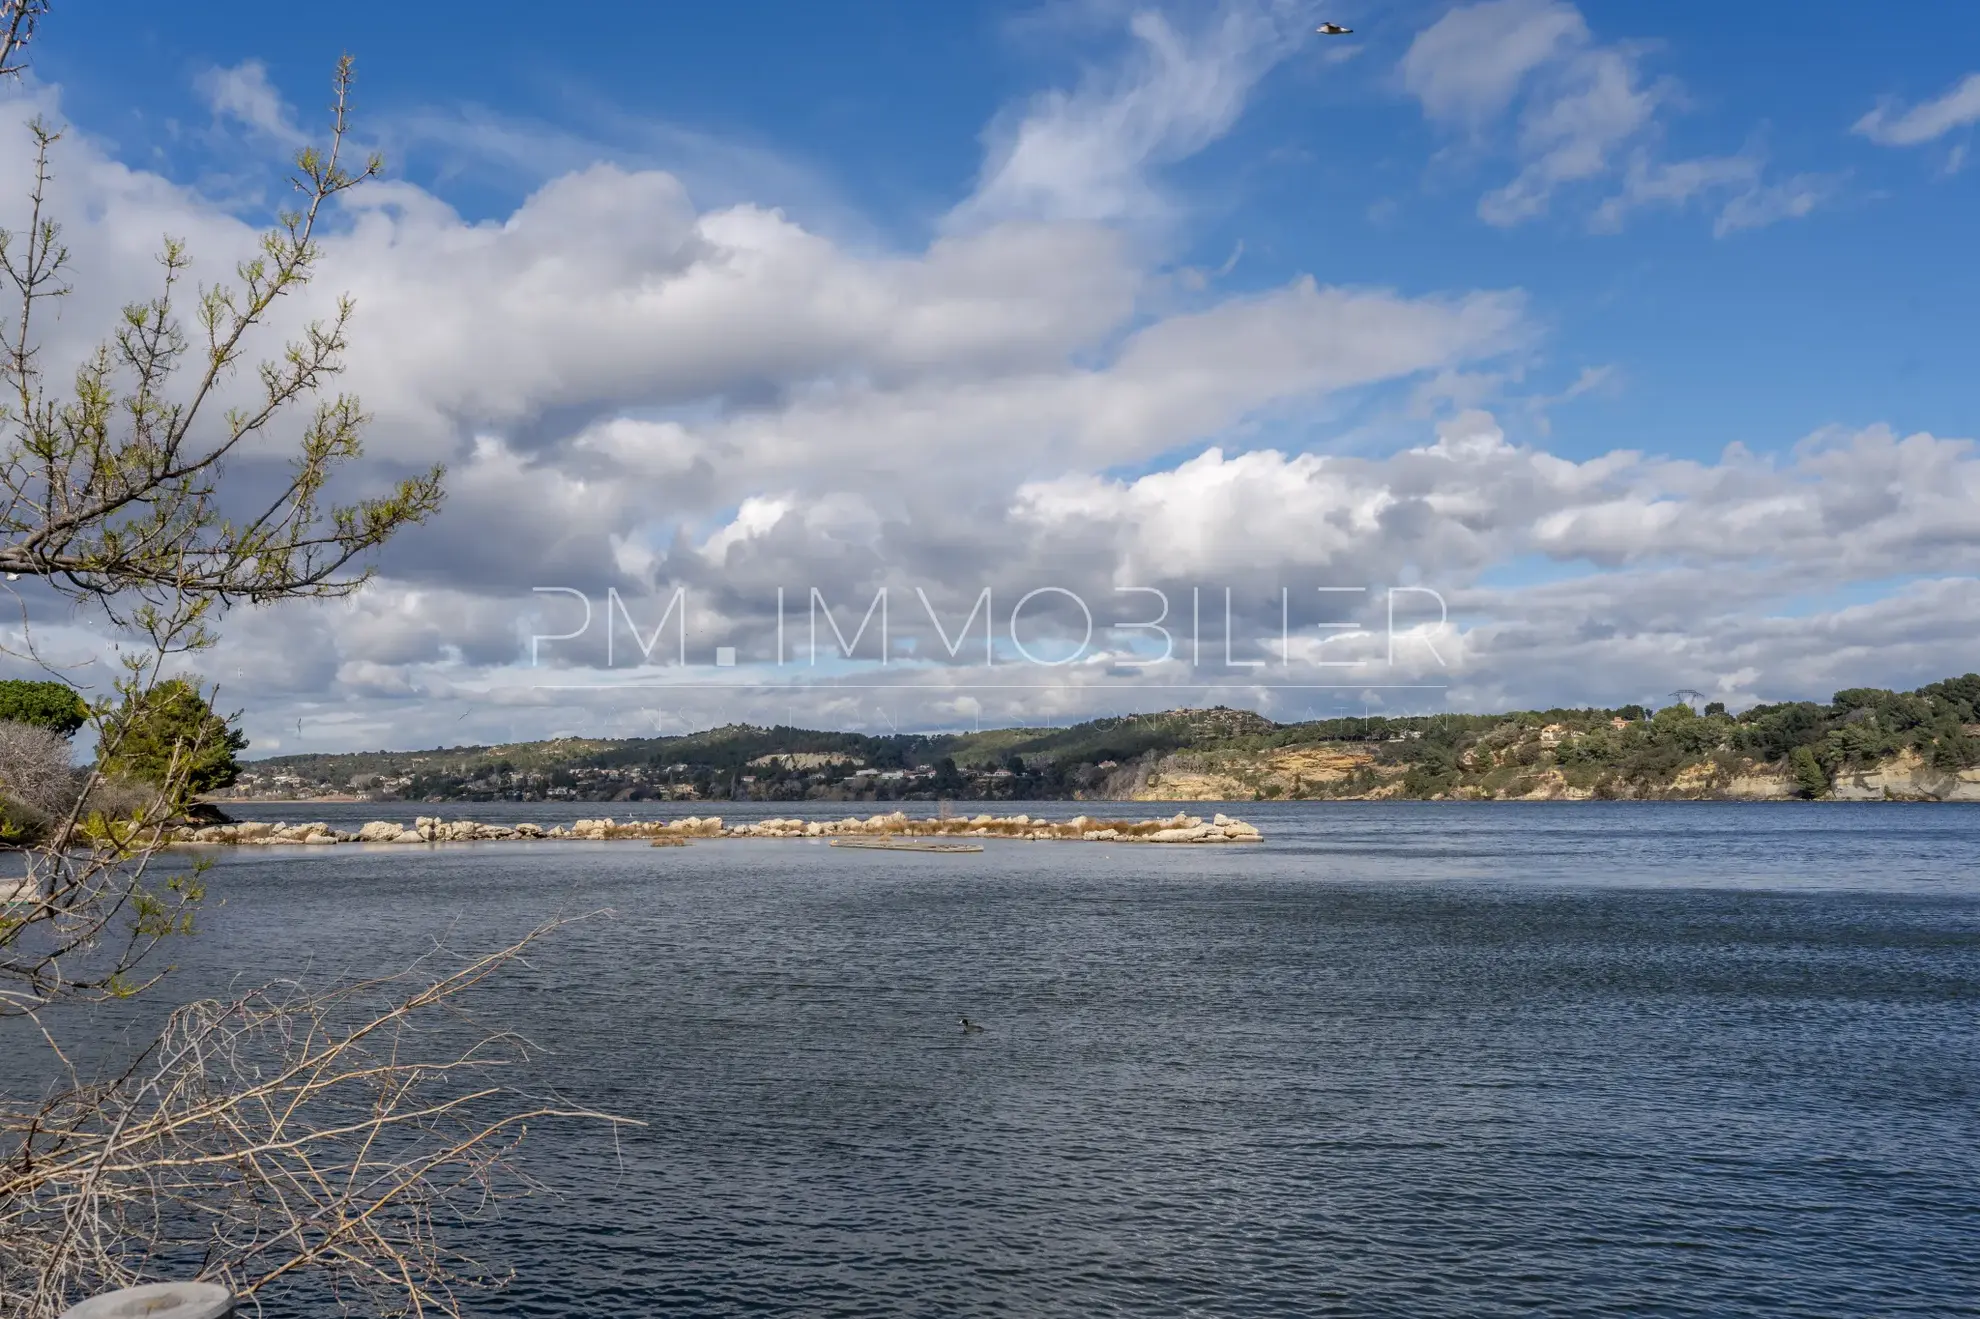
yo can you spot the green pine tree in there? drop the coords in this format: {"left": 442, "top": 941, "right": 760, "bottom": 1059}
{"left": 1789, "top": 745, "right": 1829, "bottom": 800}
{"left": 98, "top": 678, "right": 249, "bottom": 798}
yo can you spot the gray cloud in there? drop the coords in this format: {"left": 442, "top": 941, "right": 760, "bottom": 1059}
{"left": 1, "top": 12, "right": 1967, "bottom": 756}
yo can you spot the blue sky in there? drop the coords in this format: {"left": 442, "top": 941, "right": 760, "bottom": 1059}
{"left": 10, "top": 0, "right": 1980, "bottom": 745}
{"left": 48, "top": 0, "right": 1980, "bottom": 461}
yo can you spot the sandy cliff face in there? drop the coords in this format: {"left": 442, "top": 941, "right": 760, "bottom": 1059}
{"left": 1092, "top": 743, "right": 1975, "bottom": 803}
{"left": 1721, "top": 770, "right": 1794, "bottom": 800}
{"left": 1828, "top": 749, "right": 1980, "bottom": 801}
{"left": 1106, "top": 746, "right": 1377, "bottom": 801}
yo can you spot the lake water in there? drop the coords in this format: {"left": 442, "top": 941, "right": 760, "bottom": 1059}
{"left": 138, "top": 804, "right": 1980, "bottom": 1314}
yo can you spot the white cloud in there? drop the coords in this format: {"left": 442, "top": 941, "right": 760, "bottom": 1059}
{"left": 1014, "top": 417, "right": 1980, "bottom": 586}
{"left": 1853, "top": 72, "right": 1980, "bottom": 147}
{"left": 1401, "top": 0, "right": 1590, "bottom": 131}
{"left": 179, "top": 403, "right": 1980, "bottom": 746}
{"left": 1591, "top": 153, "right": 1842, "bottom": 237}
{"left": 1590, "top": 151, "right": 1757, "bottom": 229}
{"left": 1477, "top": 43, "right": 1661, "bottom": 225}
{"left": 1404, "top": 1, "right": 1828, "bottom": 237}
{"left": 0, "top": 28, "right": 1537, "bottom": 746}
{"left": 0, "top": 15, "right": 1963, "bottom": 749}
{"left": 1711, "top": 173, "right": 1838, "bottom": 237}
{"left": 193, "top": 59, "right": 305, "bottom": 146}
{"left": 952, "top": 5, "right": 1291, "bottom": 229}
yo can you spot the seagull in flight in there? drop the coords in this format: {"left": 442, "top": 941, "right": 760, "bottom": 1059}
{"left": 1316, "top": 23, "right": 1353, "bottom": 35}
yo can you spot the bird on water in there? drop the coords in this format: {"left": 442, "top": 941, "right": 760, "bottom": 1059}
{"left": 1316, "top": 23, "right": 1352, "bottom": 35}
{"left": 959, "top": 1016, "right": 984, "bottom": 1033}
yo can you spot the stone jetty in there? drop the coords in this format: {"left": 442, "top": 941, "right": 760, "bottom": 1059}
{"left": 166, "top": 810, "right": 1263, "bottom": 847}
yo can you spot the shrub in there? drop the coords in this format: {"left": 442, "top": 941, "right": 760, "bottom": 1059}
{"left": 97, "top": 678, "right": 249, "bottom": 799}
{"left": 0, "top": 719, "right": 82, "bottom": 843}
{"left": 0, "top": 679, "right": 87, "bottom": 736}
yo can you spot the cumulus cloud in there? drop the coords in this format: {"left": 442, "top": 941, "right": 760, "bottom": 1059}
{"left": 0, "top": 11, "right": 1963, "bottom": 751}
{"left": 274, "top": 414, "right": 1980, "bottom": 747}
{"left": 1013, "top": 416, "right": 1980, "bottom": 587}
{"left": 151, "top": 430, "right": 1980, "bottom": 748}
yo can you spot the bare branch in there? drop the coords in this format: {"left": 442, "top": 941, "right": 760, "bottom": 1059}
{"left": 1, "top": 918, "right": 637, "bottom": 1318}
{"left": 0, "top": 19, "right": 598, "bottom": 1316}
{"left": 0, "top": 50, "right": 441, "bottom": 641}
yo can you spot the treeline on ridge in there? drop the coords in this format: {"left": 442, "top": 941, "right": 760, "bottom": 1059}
{"left": 234, "top": 674, "right": 1980, "bottom": 803}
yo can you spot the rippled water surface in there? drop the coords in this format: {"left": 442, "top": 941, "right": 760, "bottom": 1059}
{"left": 165, "top": 803, "right": 1980, "bottom": 1315}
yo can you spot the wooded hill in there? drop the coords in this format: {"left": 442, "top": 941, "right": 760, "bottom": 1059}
{"left": 234, "top": 675, "right": 1980, "bottom": 803}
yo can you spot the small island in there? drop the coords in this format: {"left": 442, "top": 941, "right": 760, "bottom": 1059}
{"left": 167, "top": 811, "right": 1265, "bottom": 846}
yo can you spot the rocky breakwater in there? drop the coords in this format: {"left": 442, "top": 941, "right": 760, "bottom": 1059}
{"left": 726, "top": 810, "right": 1261, "bottom": 843}
{"left": 168, "top": 811, "right": 1262, "bottom": 846}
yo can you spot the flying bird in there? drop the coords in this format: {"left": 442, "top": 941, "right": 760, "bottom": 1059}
{"left": 1316, "top": 23, "right": 1352, "bottom": 35}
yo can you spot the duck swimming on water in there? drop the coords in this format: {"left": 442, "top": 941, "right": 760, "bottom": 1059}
{"left": 959, "top": 1016, "right": 984, "bottom": 1033}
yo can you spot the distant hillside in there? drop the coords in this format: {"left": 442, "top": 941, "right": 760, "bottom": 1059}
{"left": 230, "top": 677, "right": 1980, "bottom": 805}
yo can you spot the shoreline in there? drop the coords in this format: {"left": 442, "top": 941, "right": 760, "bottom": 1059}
{"left": 207, "top": 794, "right": 1980, "bottom": 809}
{"left": 170, "top": 810, "right": 1266, "bottom": 847}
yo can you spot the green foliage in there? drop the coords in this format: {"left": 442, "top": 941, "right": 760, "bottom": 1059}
{"left": 0, "top": 678, "right": 86, "bottom": 735}
{"left": 1789, "top": 746, "right": 1829, "bottom": 799}
{"left": 1928, "top": 725, "right": 1977, "bottom": 771}
{"left": 1, "top": 71, "right": 444, "bottom": 657}
{"left": 1557, "top": 728, "right": 1618, "bottom": 767}
{"left": 1399, "top": 740, "right": 1462, "bottom": 798}
{"left": 932, "top": 756, "right": 965, "bottom": 793}
{"left": 236, "top": 672, "right": 1980, "bottom": 803}
{"left": 98, "top": 678, "right": 249, "bottom": 797}
{"left": 0, "top": 805, "right": 41, "bottom": 846}
{"left": 1735, "top": 702, "right": 1828, "bottom": 761}
{"left": 1830, "top": 688, "right": 1887, "bottom": 714}
{"left": 1917, "top": 674, "right": 1980, "bottom": 722}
